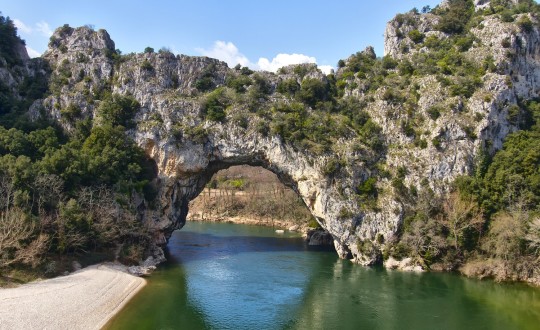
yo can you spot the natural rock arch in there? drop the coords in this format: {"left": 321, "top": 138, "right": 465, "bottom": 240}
{"left": 142, "top": 126, "right": 372, "bottom": 261}
{"left": 38, "top": 26, "right": 394, "bottom": 265}
{"left": 35, "top": 4, "right": 540, "bottom": 265}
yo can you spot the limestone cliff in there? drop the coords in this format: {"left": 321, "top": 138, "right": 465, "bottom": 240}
{"left": 5, "top": 0, "right": 540, "bottom": 266}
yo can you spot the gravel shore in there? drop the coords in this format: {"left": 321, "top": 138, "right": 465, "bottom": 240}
{"left": 0, "top": 264, "right": 146, "bottom": 330}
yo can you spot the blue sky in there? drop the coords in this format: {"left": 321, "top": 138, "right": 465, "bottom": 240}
{"left": 2, "top": 0, "right": 441, "bottom": 72}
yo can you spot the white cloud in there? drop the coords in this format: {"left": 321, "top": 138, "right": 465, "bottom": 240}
{"left": 197, "top": 40, "right": 333, "bottom": 74}
{"left": 318, "top": 65, "right": 335, "bottom": 75}
{"left": 13, "top": 19, "right": 53, "bottom": 37}
{"left": 257, "top": 53, "right": 316, "bottom": 72}
{"left": 13, "top": 18, "right": 33, "bottom": 34}
{"left": 197, "top": 41, "right": 251, "bottom": 68}
{"left": 36, "top": 21, "right": 53, "bottom": 37}
{"left": 26, "top": 46, "right": 41, "bottom": 58}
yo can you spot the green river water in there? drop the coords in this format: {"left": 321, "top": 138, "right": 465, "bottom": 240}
{"left": 106, "top": 221, "right": 540, "bottom": 330}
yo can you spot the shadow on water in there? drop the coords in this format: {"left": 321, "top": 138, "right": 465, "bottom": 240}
{"left": 165, "top": 228, "right": 334, "bottom": 265}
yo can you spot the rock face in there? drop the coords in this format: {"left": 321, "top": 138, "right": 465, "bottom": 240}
{"left": 306, "top": 229, "right": 335, "bottom": 247}
{"left": 5, "top": 2, "right": 540, "bottom": 266}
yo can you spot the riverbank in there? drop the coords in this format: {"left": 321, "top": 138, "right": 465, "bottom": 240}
{"left": 188, "top": 213, "right": 306, "bottom": 232}
{"left": 0, "top": 263, "right": 146, "bottom": 330}
{"left": 188, "top": 215, "right": 337, "bottom": 249}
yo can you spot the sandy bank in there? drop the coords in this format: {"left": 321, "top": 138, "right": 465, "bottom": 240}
{"left": 0, "top": 263, "right": 146, "bottom": 330}
{"left": 188, "top": 214, "right": 300, "bottom": 229}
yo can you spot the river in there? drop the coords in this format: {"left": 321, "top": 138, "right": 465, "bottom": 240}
{"left": 105, "top": 221, "right": 540, "bottom": 330}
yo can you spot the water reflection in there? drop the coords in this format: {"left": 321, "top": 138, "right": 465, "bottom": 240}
{"left": 107, "top": 222, "right": 540, "bottom": 330}
{"left": 170, "top": 222, "right": 333, "bottom": 329}
{"left": 290, "top": 259, "right": 536, "bottom": 330}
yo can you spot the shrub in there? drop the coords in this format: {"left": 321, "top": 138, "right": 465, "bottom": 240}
{"left": 435, "top": 0, "right": 474, "bottom": 34}
{"left": 140, "top": 59, "right": 153, "bottom": 71}
{"left": 60, "top": 104, "right": 81, "bottom": 121}
{"left": 296, "top": 78, "right": 329, "bottom": 108}
{"left": 415, "top": 138, "right": 428, "bottom": 149}
{"left": 408, "top": 30, "right": 425, "bottom": 43}
{"left": 517, "top": 15, "right": 533, "bottom": 33}
{"left": 401, "top": 121, "right": 416, "bottom": 137}
{"left": 432, "top": 136, "right": 442, "bottom": 149}
{"left": 321, "top": 158, "right": 340, "bottom": 176}
{"left": 500, "top": 10, "right": 514, "bottom": 22}
{"left": 202, "top": 88, "right": 229, "bottom": 122}
{"left": 195, "top": 77, "right": 214, "bottom": 91}
{"left": 382, "top": 56, "right": 398, "bottom": 69}
{"left": 426, "top": 106, "right": 441, "bottom": 120}
{"left": 195, "top": 63, "right": 218, "bottom": 92}
{"left": 277, "top": 78, "right": 300, "bottom": 96}
{"left": 357, "top": 177, "right": 377, "bottom": 198}
{"left": 226, "top": 74, "right": 252, "bottom": 93}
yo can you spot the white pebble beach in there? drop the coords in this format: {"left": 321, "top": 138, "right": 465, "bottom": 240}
{"left": 0, "top": 264, "right": 146, "bottom": 330}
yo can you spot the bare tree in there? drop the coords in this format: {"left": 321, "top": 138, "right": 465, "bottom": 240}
{"left": 483, "top": 212, "right": 525, "bottom": 261}
{"left": 441, "top": 192, "right": 484, "bottom": 254}
{"left": 401, "top": 218, "right": 447, "bottom": 265}
{"left": 32, "top": 173, "right": 64, "bottom": 216}
{"left": 526, "top": 217, "right": 540, "bottom": 259}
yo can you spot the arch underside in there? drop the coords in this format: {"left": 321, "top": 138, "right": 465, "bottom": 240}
{"left": 143, "top": 131, "right": 389, "bottom": 265}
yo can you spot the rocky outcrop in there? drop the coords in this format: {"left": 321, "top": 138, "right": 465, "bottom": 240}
{"left": 5, "top": 1, "right": 540, "bottom": 266}
{"left": 384, "top": 257, "right": 424, "bottom": 272}
{"left": 306, "top": 229, "right": 335, "bottom": 247}
{"left": 380, "top": 8, "right": 540, "bottom": 191}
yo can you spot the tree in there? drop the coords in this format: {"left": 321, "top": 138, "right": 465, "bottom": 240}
{"left": 276, "top": 78, "right": 300, "bottom": 96}
{"left": 96, "top": 94, "right": 140, "bottom": 128}
{"left": 0, "top": 175, "right": 48, "bottom": 268}
{"left": 441, "top": 192, "right": 484, "bottom": 254}
{"left": 526, "top": 217, "right": 540, "bottom": 258}
{"left": 144, "top": 46, "right": 154, "bottom": 53}
{"left": 401, "top": 216, "right": 447, "bottom": 265}
{"left": 0, "top": 13, "right": 23, "bottom": 66}
{"left": 483, "top": 211, "right": 525, "bottom": 261}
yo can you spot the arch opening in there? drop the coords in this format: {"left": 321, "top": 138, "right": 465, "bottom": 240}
{"left": 185, "top": 164, "right": 335, "bottom": 248}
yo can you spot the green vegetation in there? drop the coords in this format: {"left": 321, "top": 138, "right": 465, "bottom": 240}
{"left": 0, "top": 14, "right": 50, "bottom": 128}
{"left": 2, "top": 0, "right": 540, "bottom": 284}
{"left": 195, "top": 63, "right": 218, "bottom": 92}
{"left": 0, "top": 117, "right": 157, "bottom": 273}
{"left": 458, "top": 99, "right": 540, "bottom": 215}
{"left": 408, "top": 30, "right": 425, "bottom": 43}
{"left": 0, "top": 16, "right": 157, "bottom": 277}
{"left": 391, "top": 99, "right": 540, "bottom": 279}
{"left": 140, "top": 59, "right": 153, "bottom": 71}
{"left": 202, "top": 87, "right": 229, "bottom": 122}
{"left": 433, "top": 0, "right": 474, "bottom": 34}
{"left": 0, "top": 13, "right": 23, "bottom": 66}
{"left": 96, "top": 93, "right": 140, "bottom": 128}
{"left": 226, "top": 74, "right": 252, "bottom": 93}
